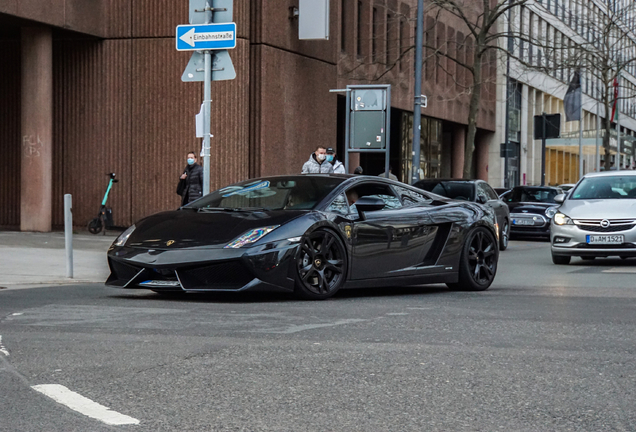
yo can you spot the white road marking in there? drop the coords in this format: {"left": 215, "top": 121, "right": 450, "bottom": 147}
{"left": 31, "top": 384, "right": 139, "bottom": 426}
{"left": 254, "top": 318, "right": 367, "bottom": 334}
{"left": 11, "top": 313, "right": 23, "bottom": 316}
{"left": 602, "top": 267, "right": 636, "bottom": 273}
{"left": 0, "top": 335, "right": 9, "bottom": 356}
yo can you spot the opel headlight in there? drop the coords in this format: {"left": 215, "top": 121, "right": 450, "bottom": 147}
{"left": 225, "top": 225, "right": 280, "bottom": 249}
{"left": 545, "top": 207, "right": 558, "bottom": 218}
{"left": 553, "top": 213, "right": 573, "bottom": 226}
{"left": 114, "top": 224, "right": 135, "bottom": 247}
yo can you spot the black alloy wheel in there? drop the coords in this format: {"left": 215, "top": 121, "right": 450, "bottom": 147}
{"left": 87, "top": 217, "right": 103, "bottom": 235}
{"left": 447, "top": 227, "right": 498, "bottom": 291}
{"left": 295, "top": 229, "right": 347, "bottom": 300}
{"left": 499, "top": 220, "right": 509, "bottom": 251}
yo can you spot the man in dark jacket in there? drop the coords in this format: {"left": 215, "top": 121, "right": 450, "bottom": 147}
{"left": 178, "top": 151, "right": 204, "bottom": 206}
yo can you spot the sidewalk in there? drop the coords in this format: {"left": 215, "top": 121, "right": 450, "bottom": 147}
{"left": 0, "top": 230, "right": 115, "bottom": 289}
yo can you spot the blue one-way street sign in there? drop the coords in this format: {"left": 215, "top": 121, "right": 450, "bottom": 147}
{"left": 176, "top": 23, "right": 236, "bottom": 51}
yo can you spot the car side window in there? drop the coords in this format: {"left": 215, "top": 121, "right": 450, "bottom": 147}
{"left": 393, "top": 185, "right": 431, "bottom": 206}
{"left": 476, "top": 183, "right": 490, "bottom": 203}
{"left": 482, "top": 183, "right": 499, "bottom": 200}
{"left": 346, "top": 183, "right": 403, "bottom": 213}
{"left": 326, "top": 193, "right": 350, "bottom": 216}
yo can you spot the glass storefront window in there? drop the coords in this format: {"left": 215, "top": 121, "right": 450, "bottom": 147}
{"left": 400, "top": 112, "right": 443, "bottom": 182}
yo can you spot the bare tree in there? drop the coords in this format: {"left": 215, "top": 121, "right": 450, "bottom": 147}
{"left": 339, "top": 0, "right": 532, "bottom": 178}
{"left": 575, "top": 1, "right": 636, "bottom": 171}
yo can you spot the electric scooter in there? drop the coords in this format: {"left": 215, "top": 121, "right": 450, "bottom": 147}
{"left": 88, "top": 173, "right": 118, "bottom": 235}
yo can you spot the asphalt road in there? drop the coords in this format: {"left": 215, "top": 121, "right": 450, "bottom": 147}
{"left": 1, "top": 240, "right": 635, "bottom": 431}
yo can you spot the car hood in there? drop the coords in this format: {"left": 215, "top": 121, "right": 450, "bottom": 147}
{"left": 559, "top": 199, "right": 636, "bottom": 220}
{"left": 507, "top": 202, "right": 556, "bottom": 214}
{"left": 126, "top": 209, "right": 306, "bottom": 249}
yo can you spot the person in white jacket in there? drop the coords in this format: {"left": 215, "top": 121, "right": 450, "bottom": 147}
{"left": 326, "top": 147, "right": 346, "bottom": 174}
{"left": 301, "top": 146, "right": 334, "bottom": 174}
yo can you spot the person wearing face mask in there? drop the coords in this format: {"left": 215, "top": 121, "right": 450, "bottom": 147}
{"left": 326, "top": 147, "right": 345, "bottom": 174}
{"left": 177, "top": 151, "right": 204, "bottom": 206}
{"left": 301, "top": 145, "right": 334, "bottom": 174}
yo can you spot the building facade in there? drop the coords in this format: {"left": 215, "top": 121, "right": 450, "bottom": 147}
{"left": 491, "top": 0, "right": 636, "bottom": 188}
{"left": 0, "top": 0, "right": 496, "bottom": 231}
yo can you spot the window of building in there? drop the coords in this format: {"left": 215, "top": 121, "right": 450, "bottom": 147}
{"left": 528, "top": 12, "right": 534, "bottom": 64}
{"left": 456, "top": 31, "right": 464, "bottom": 91}
{"left": 372, "top": 7, "right": 378, "bottom": 62}
{"left": 357, "top": 1, "right": 362, "bottom": 57}
{"left": 386, "top": 13, "right": 392, "bottom": 66}
{"left": 399, "top": 114, "right": 444, "bottom": 181}
{"left": 398, "top": 18, "right": 404, "bottom": 72}
{"left": 341, "top": 0, "right": 347, "bottom": 52}
{"left": 425, "top": 17, "right": 435, "bottom": 80}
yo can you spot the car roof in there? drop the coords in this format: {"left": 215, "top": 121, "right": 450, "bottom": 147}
{"left": 583, "top": 171, "right": 636, "bottom": 178}
{"left": 512, "top": 185, "right": 561, "bottom": 190}
{"left": 414, "top": 178, "right": 479, "bottom": 183}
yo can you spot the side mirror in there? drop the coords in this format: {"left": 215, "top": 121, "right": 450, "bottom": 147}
{"left": 554, "top": 193, "right": 566, "bottom": 204}
{"left": 476, "top": 195, "right": 488, "bottom": 204}
{"left": 354, "top": 196, "right": 386, "bottom": 214}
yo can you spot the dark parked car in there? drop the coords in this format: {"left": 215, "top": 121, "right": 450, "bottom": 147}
{"left": 413, "top": 179, "right": 511, "bottom": 250}
{"left": 504, "top": 186, "right": 563, "bottom": 238}
{"left": 494, "top": 187, "right": 510, "bottom": 197}
{"left": 107, "top": 174, "right": 500, "bottom": 300}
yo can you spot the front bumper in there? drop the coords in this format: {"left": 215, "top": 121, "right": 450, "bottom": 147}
{"left": 510, "top": 213, "right": 550, "bottom": 237}
{"left": 550, "top": 223, "right": 636, "bottom": 257}
{"left": 106, "top": 242, "right": 300, "bottom": 293}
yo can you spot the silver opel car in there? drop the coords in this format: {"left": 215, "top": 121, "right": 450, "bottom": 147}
{"left": 550, "top": 171, "right": 636, "bottom": 264}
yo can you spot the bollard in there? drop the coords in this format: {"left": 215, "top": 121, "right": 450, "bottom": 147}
{"left": 64, "top": 194, "right": 73, "bottom": 278}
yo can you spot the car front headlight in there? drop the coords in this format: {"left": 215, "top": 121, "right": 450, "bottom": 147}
{"left": 553, "top": 213, "right": 573, "bottom": 226}
{"left": 224, "top": 225, "right": 280, "bottom": 249}
{"left": 114, "top": 224, "right": 136, "bottom": 247}
{"left": 545, "top": 207, "right": 558, "bottom": 218}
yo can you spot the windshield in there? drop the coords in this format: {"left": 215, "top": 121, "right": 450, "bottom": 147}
{"left": 509, "top": 188, "right": 559, "bottom": 203}
{"left": 570, "top": 176, "right": 636, "bottom": 200}
{"left": 415, "top": 181, "right": 475, "bottom": 201}
{"left": 185, "top": 176, "right": 344, "bottom": 210}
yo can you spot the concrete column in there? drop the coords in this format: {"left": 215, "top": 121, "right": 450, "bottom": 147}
{"left": 475, "top": 132, "right": 492, "bottom": 181}
{"left": 451, "top": 126, "right": 465, "bottom": 178}
{"left": 21, "top": 27, "right": 53, "bottom": 232}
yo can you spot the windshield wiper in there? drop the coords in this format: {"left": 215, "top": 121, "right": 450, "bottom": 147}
{"left": 197, "top": 207, "right": 242, "bottom": 212}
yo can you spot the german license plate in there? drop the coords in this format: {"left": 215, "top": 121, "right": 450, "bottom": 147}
{"left": 512, "top": 218, "right": 534, "bottom": 226}
{"left": 586, "top": 235, "right": 624, "bottom": 244}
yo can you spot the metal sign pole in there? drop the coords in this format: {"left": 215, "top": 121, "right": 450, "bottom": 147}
{"left": 578, "top": 100, "right": 584, "bottom": 179}
{"left": 203, "top": 51, "right": 211, "bottom": 195}
{"left": 385, "top": 86, "right": 391, "bottom": 178}
{"left": 345, "top": 86, "right": 351, "bottom": 173}
{"left": 411, "top": 0, "right": 424, "bottom": 184}
{"left": 202, "top": 1, "right": 212, "bottom": 195}
{"left": 541, "top": 113, "right": 546, "bottom": 186}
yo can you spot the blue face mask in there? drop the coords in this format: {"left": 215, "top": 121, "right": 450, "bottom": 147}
{"left": 326, "top": 155, "right": 334, "bottom": 162}
{"left": 187, "top": 158, "right": 195, "bottom": 165}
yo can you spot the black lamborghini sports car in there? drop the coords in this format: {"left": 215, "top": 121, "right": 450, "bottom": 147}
{"left": 106, "top": 174, "right": 499, "bottom": 299}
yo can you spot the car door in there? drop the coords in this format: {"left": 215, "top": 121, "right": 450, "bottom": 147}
{"left": 478, "top": 181, "right": 507, "bottom": 228}
{"left": 349, "top": 182, "right": 432, "bottom": 280}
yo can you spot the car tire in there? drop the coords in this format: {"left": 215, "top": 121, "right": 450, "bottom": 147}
{"left": 581, "top": 256, "right": 595, "bottom": 261}
{"left": 294, "top": 228, "right": 347, "bottom": 300}
{"left": 552, "top": 253, "right": 571, "bottom": 265}
{"left": 499, "top": 220, "right": 509, "bottom": 251}
{"left": 446, "top": 226, "right": 498, "bottom": 292}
